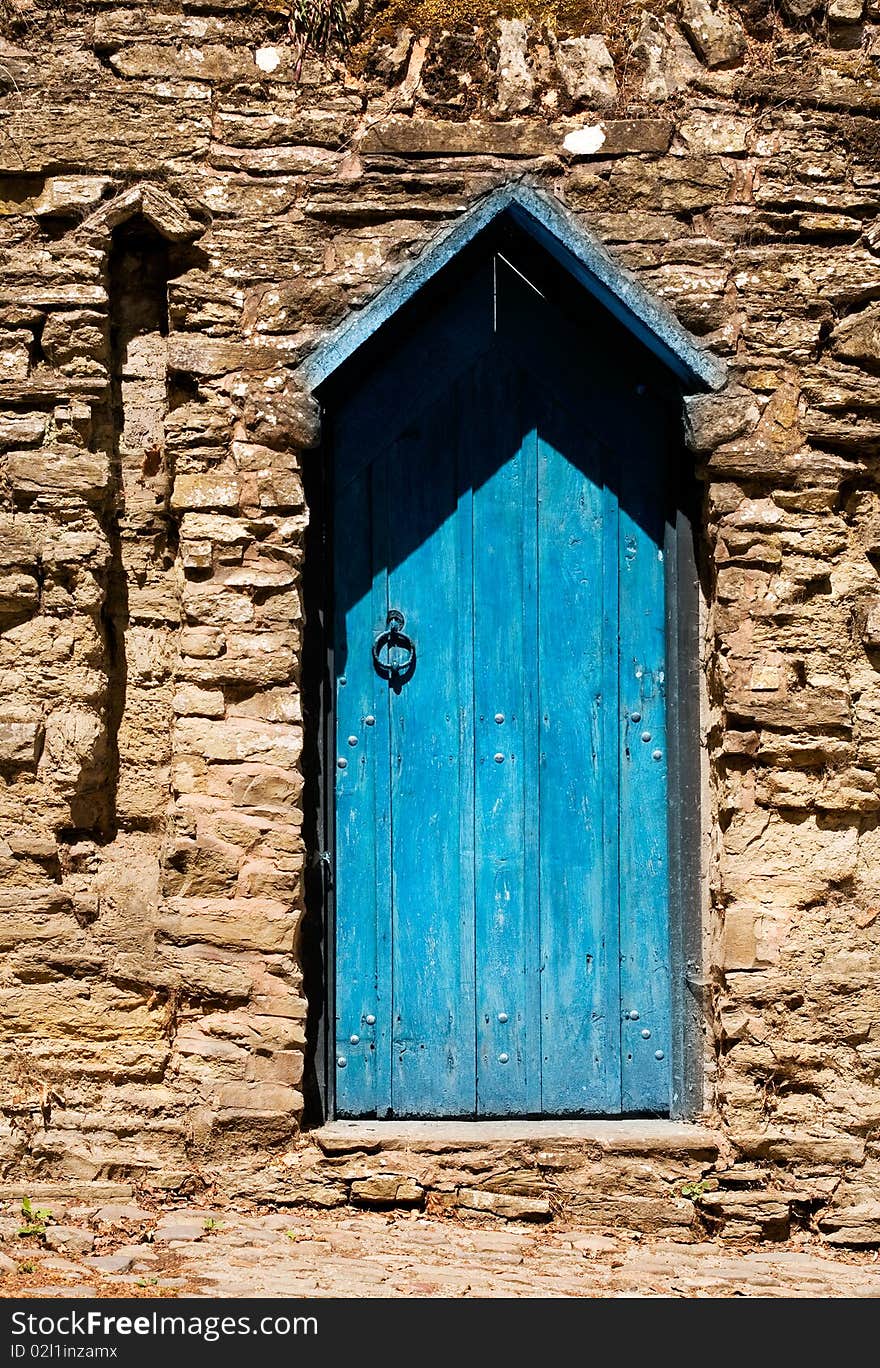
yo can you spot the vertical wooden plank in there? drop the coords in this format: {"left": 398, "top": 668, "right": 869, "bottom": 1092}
{"left": 618, "top": 397, "right": 672, "bottom": 1114}
{"left": 521, "top": 408, "right": 542, "bottom": 1117}
{"left": 456, "top": 377, "right": 477, "bottom": 1119}
{"left": 333, "top": 461, "right": 390, "bottom": 1115}
{"left": 537, "top": 402, "right": 620, "bottom": 1115}
{"left": 473, "top": 365, "right": 537, "bottom": 1115}
{"left": 601, "top": 444, "right": 622, "bottom": 1114}
{"left": 370, "top": 453, "right": 393, "bottom": 1115}
{"left": 388, "top": 399, "right": 476, "bottom": 1117}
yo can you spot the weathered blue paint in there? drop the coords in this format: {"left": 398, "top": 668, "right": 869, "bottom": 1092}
{"left": 537, "top": 411, "right": 620, "bottom": 1114}
{"left": 298, "top": 184, "right": 726, "bottom": 398}
{"left": 388, "top": 413, "right": 476, "bottom": 1116}
{"left": 333, "top": 463, "right": 385, "bottom": 1112}
{"left": 473, "top": 363, "right": 537, "bottom": 1116}
{"left": 331, "top": 217, "right": 680, "bottom": 1119}
{"left": 618, "top": 390, "right": 672, "bottom": 1113}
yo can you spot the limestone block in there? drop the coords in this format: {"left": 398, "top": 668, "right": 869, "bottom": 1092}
{"left": 247, "top": 1014, "right": 306, "bottom": 1052}
{"left": 722, "top": 811, "right": 858, "bottom": 904}
{"left": 236, "top": 860, "right": 298, "bottom": 899}
{"left": 183, "top": 584, "right": 254, "bottom": 627}
{"left": 351, "top": 1175, "right": 424, "bottom": 1205}
{"left": 755, "top": 769, "right": 818, "bottom": 809}
{"left": 220, "top": 563, "right": 296, "bottom": 592}
{"left": 211, "top": 763, "right": 301, "bottom": 808}
{"left": 209, "top": 144, "right": 342, "bottom": 178}
{"left": 227, "top": 686, "right": 301, "bottom": 725}
{"left": 749, "top": 658, "right": 783, "bottom": 691}
{"left": 555, "top": 36, "right": 617, "bottom": 109}
{"left": 360, "top": 118, "right": 554, "bottom": 158}
{"left": 230, "top": 441, "right": 292, "bottom": 475}
{"left": 174, "top": 716, "right": 301, "bottom": 767}
{"left": 158, "top": 897, "right": 300, "bottom": 953}
{"left": 167, "top": 333, "right": 283, "bottom": 379}
{"left": 495, "top": 18, "right": 535, "bottom": 115}
{"left": 0, "top": 717, "right": 43, "bottom": 769}
{"left": 0, "top": 412, "right": 46, "bottom": 450}
{"left": 819, "top": 1202, "right": 880, "bottom": 1244}
{"left": 582, "top": 155, "right": 732, "bottom": 214}
{"left": 0, "top": 331, "right": 31, "bottom": 380}
{"left": 561, "top": 120, "right": 673, "bottom": 158}
{"left": 0, "top": 95, "right": 210, "bottom": 175}
{"left": 828, "top": 0, "right": 864, "bottom": 19}
{"left": 41, "top": 312, "right": 107, "bottom": 370}
{"left": 829, "top": 301, "right": 880, "bottom": 366}
{"left": 34, "top": 176, "right": 112, "bottom": 218}
{"left": 93, "top": 8, "right": 249, "bottom": 47}
{"left": 42, "top": 708, "right": 105, "bottom": 793}
{"left": 171, "top": 474, "right": 240, "bottom": 513}
{"left": 43, "top": 1225, "right": 95, "bottom": 1255}
{"left": 212, "top": 106, "right": 355, "bottom": 151}
{"left": 127, "top": 578, "right": 180, "bottom": 627}
{"left": 7, "top": 448, "right": 110, "bottom": 503}
{"left": 855, "top": 824, "right": 880, "bottom": 899}
{"left": 248, "top": 1049, "right": 303, "bottom": 1086}
{"left": 457, "top": 1189, "right": 552, "bottom": 1220}
{"left": 0, "top": 981, "right": 163, "bottom": 1042}
{"left": 125, "top": 628, "right": 175, "bottom": 686}
{"left": 157, "top": 941, "right": 254, "bottom": 995}
{"left": 163, "top": 837, "right": 241, "bottom": 898}
{"left": 684, "top": 389, "right": 760, "bottom": 451}
{"left": 117, "top": 695, "right": 173, "bottom": 769}
{"left": 109, "top": 43, "right": 253, "bottom": 83}
{"left": 182, "top": 540, "right": 213, "bottom": 571}
{"left": 39, "top": 515, "right": 106, "bottom": 568}
{"left": 276, "top": 515, "right": 308, "bottom": 547}
{"left": 172, "top": 685, "right": 225, "bottom": 718}
{"left": 676, "top": 111, "right": 752, "bottom": 154}
{"left": 722, "top": 906, "right": 759, "bottom": 970}
{"left": 177, "top": 632, "right": 296, "bottom": 687}
{"left": 632, "top": 14, "right": 703, "bottom": 101}
{"left": 120, "top": 334, "right": 167, "bottom": 383}
{"left": 680, "top": 0, "right": 747, "bottom": 68}
{"left": 732, "top": 1132, "right": 866, "bottom": 1166}
{"left": 818, "top": 767, "right": 880, "bottom": 813}
{"left": 179, "top": 513, "right": 252, "bottom": 547}
{"left": 241, "top": 377, "right": 320, "bottom": 453}
{"left": 165, "top": 402, "right": 231, "bottom": 462}
{"left": 724, "top": 685, "right": 851, "bottom": 730}
{"left": 0, "top": 572, "right": 39, "bottom": 629}
{"left": 698, "top": 1190, "right": 791, "bottom": 1239}
{"left": 180, "top": 628, "right": 226, "bottom": 659}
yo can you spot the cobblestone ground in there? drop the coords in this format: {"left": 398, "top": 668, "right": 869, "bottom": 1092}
{"left": 1, "top": 1201, "right": 880, "bottom": 1298}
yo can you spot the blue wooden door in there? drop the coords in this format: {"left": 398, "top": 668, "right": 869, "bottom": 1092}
{"left": 331, "top": 247, "right": 672, "bottom": 1117}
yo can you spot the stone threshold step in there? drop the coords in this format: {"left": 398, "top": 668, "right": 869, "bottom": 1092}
{"left": 310, "top": 1119, "right": 720, "bottom": 1159}
{"left": 0, "top": 1182, "right": 135, "bottom": 1202}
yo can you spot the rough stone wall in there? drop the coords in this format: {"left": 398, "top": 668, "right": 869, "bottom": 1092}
{"left": 0, "top": 0, "right": 879, "bottom": 1233}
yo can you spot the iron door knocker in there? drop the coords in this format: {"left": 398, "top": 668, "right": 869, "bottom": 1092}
{"left": 372, "top": 609, "right": 416, "bottom": 688}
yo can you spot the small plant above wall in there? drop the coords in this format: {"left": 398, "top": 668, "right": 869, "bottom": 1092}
{"left": 285, "top": 0, "right": 352, "bottom": 70}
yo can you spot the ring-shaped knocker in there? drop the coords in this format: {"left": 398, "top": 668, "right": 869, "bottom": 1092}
{"left": 372, "top": 609, "right": 416, "bottom": 688}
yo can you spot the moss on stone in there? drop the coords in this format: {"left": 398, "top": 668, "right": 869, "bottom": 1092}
{"left": 361, "top": 0, "right": 662, "bottom": 43}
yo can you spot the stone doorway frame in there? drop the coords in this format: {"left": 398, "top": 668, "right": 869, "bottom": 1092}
{"left": 293, "top": 183, "right": 729, "bottom": 1126}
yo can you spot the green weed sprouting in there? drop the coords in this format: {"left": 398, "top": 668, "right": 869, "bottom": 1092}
{"left": 17, "top": 1196, "right": 52, "bottom": 1238}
